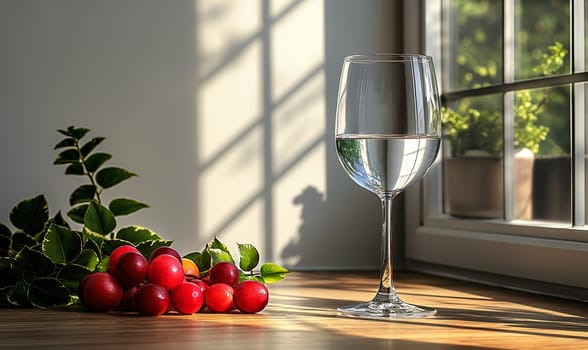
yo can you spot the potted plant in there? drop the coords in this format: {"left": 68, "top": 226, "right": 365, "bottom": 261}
{"left": 442, "top": 43, "right": 565, "bottom": 219}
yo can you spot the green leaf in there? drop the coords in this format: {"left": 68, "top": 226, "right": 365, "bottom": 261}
{"left": 96, "top": 167, "right": 137, "bottom": 189}
{"left": 42, "top": 224, "right": 83, "bottom": 264}
{"left": 65, "top": 162, "right": 85, "bottom": 175}
{"left": 116, "top": 226, "right": 161, "bottom": 245}
{"left": 109, "top": 198, "right": 149, "bottom": 216}
{"left": 80, "top": 137, "right": 105, "bottom": 157}
{"left": 72, "top": 249, "right": 99, "bottom": 271}
{"left": 53, "top": 148, "right": 79, "bottom": 165}
{"left": 0, "top": 235, "right": 10, "bottom": 257}
{"left": 10, "top": 231, "right": 37, "bottom": 253}
{"left": 251, "top": 275, "right": 265, "bottom": 283}
{"left": 67, "top": 204, "right": 88, "bottom": 224}
{"left": 260, "top": 263, "right": 288, "bottom": 284}
{"left": 135, "top": 239, "right": 173, "bottom": 260}
{"left": 0, "top": 257, "right": 18, "bottom": 288}
{"left": 0, "top": 223, "right": 11, "bottom": 255}
{"left": 82, "top": 237, "right": 102, "bottom": 260}
{"left": 84, "top": 153, "right": 112, "bottom": 173}
{"left": 209, "top": 237, "right": 231, "bottom": 254}
{"left": 71, "top": 127, "right": 90, "bottom": 140}
{"left": 84, "top": 201, "right": 116, "bottom": 235}
{"left": 57, "top": 265, "right": 92, "bottom": 292}
{"left": 209, "top": 248, "right": 234, "bottom": 265}
{"left": 239, "top": 273, "right": 265, "bottom": 283}
{"left": 237, "top": 243, "right": 260, "bottom": 271}
{"left": 82, "top": 227, "right": 104, "bottom": 247}
{"left": 199, "top": 248, "right": 212, "bottom": 272}
{"left": 183, "top": 252, "right": 202, "bottom": 270}
{"left": 48, "top": 211, "right": 71, "bottom": 230}
{"left": 69, "top": 185, "right": 97, "bottom": 206}
{"left": 12, "top": 246, "right": 55, "bottom": 281}
{"left": 95, "top": 257, "right": 109, "bottom": 272}
{"left": 101, "top": 239, "right": 133, "bottom": 256}
{"left": 0, "top": 222, "right": 11, "bottom": 238}
{"left": 54, "top": 138, "right": 75, "bottom": 149}
{"left": 202, "top": 237, "right": 234, "bottom": 265}
{"left": 0, "top": 256, "right": 12, "bottom": 269}
{"left": 58, "top": 126, "right": 90, "bottom": 140}
{"left": 28, "top": 278, "right": 72, "bottom": 308}
{"left": 8, "top": 280, "right": 31, "bottom": 307}
{"left": 9, "top": 194, "right": 49, "bottom": 235}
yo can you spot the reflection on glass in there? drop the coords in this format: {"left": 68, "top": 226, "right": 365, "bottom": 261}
{"left": 448, "top": 0, "right": 503, "bottom": 90}
{"left": 517, "top": 85, "right": 571, "bottom": 222}
{"left": 584, "top": 83, "right": 588, "bottom": 224}
{"left": 442, "top": 85, "right": 571, "bottom": 221}
{"left": 515, "top": 0, "right": 570, "bottom": 80}
{"left": 442, "top": 94, "right": 505, "bottom": 219}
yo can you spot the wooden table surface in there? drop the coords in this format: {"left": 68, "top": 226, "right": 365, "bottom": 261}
{"left": 1, "top": 271, "right": 587, "bottom": 350}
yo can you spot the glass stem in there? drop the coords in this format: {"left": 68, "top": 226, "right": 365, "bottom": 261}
{"left": 376, "top": 192, "right": 399, "bottom": 301}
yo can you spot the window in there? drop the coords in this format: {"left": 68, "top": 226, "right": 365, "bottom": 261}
{"left": 406, "top": 0, "right": 588, "bottom": 300}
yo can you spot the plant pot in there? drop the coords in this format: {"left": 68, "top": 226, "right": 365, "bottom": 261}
{"left": 444, "top": 152, "right": 534, "bottom": 219}
{"left": 532, "top": 155, "right": 571, "bottom": 221}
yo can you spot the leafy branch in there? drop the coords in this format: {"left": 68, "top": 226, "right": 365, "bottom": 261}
{"left": 54, "top": 126, "right": 147, "bottom": 225}
{"left": 0, "top": 126, "right": 287, "bottom": 309}
{"left": 0, "top": 126, "right": 164, "bottom": 308}
{"left": 183, "top": 237, "right": 288, "bottom": 284}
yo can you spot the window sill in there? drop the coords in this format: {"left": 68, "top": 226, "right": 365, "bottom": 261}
{"left": 407, "top": 224, "right": 588, "bottom": 300}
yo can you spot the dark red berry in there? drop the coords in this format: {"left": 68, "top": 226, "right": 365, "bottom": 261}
{"left": 234, "top": 280, "right": 269, "bottom": 314}
{"left": 133, "top": 283, "right": 170, "bottom": 316}
{"left": 114, "top": 252, "right": 148, "bottom": 289}
{"left": 209, "top": 262, "right": 240, "bottom": 287}
{"left": 78, "top": 272, "right": 123, "bottom": 312}
{"left": 109, "top": 245, "right": 140, "bottom": 273}
{"left": 149, "top": 246, "right": 182, "bottom": 263}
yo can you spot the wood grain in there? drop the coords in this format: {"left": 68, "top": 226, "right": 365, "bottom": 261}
{"left": 1, "top": 272, "right": 586, "bottom": 349}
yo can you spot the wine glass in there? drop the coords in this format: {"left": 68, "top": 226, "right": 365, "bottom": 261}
{"left": 335, "top": 54, "right": 441, "bottom": 319}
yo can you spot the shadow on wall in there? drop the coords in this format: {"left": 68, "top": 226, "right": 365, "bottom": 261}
{"left": 278, "top": 0, "right": 401, "bottom": 270}
{"left": 282, "top": 186, "right": 326, "bottom": 266}
{"left": 281, "top": 185, "right": 382, "bottom": 270}
{"left": 0, "top": 0, "right": 397, "bottom": 270}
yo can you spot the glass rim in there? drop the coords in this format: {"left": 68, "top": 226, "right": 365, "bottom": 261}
{"left": 344, "top": 53, "right": 432, "bottom": 63}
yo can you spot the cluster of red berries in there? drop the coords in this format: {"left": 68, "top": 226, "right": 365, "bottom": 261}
{"left": 78, "top": 245, "right": 269, "bottom": 316}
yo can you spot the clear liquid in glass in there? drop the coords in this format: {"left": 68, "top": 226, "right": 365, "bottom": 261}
{"left": 335, "top": 134, "right": 441, "bottom": 196}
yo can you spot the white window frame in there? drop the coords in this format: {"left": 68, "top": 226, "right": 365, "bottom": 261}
{"left": 405, "top": 0, "right": 588, "bottom": 301}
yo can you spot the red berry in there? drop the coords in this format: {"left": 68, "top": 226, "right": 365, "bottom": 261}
{"left": 149, "top": 246, "right": 182, "bottom": 263}
{"left": 114, "top": 252, "right": 148, "bottom": 289}
{"left": 192, "top": 279, "right": 209, "bottom": 294}
{"left": 205, "top": 283, "right": 234, "bottom": 313}
{"left": 78, "top": 272, "right": 123, "bottom": 312}
{"left": 191, "top": 279, "right": 209, "bottom": 312}
{"left": 234, "top": 280, "right": 269, "bottom": 314}
{"left": 147, "top": 254, "right": 184, "bottom": 291}
{"left": 133, "top": 283, "right": 170, "bottom": 316}
{"left": 109, "top": 245, "right": 140, "bottom": 273}
{"left": 209, "top": 262, "right": 240, "bottom": 287}
{"left": 118, "top": 285, "right": 139, "bottom": 311}
{"left": 171, "top": 282, "right": 204, "bottom": 314}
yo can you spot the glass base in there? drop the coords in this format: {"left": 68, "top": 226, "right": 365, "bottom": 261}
{"left": 337, "top": 292, "right": 436, "bottom": 319}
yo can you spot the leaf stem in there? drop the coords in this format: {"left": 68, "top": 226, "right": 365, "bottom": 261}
{"left": 73, "top": 140, "right": 102, "bottom": 204}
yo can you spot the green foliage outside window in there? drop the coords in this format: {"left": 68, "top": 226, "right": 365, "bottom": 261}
{"left": 442, "top": 0, "right": 570, "bottom": 157}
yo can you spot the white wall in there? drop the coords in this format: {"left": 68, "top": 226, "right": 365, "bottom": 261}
{"left": 0, "top": 0, "right": 401, "bottom": 269}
